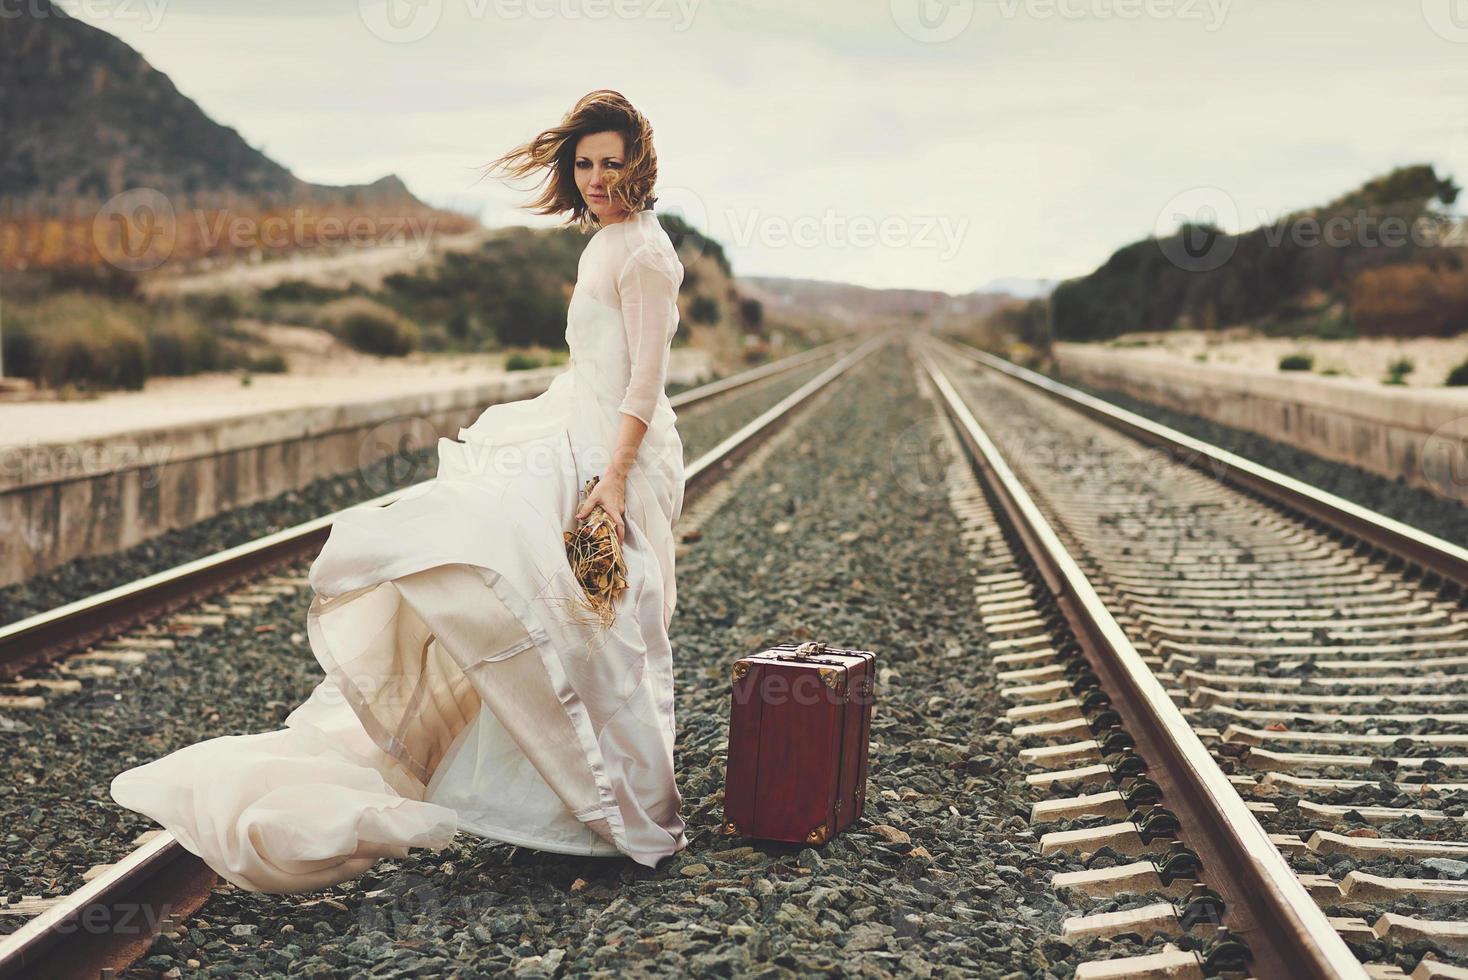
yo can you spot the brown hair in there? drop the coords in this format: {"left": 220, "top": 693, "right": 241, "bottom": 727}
{"left": 481, "top": 89, "right": 658, "bottom": 230}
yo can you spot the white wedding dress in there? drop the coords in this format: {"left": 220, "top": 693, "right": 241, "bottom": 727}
{"left": 111, "top": 209, "right": 690, "bottom": 893}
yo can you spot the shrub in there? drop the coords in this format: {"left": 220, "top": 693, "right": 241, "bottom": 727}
{"left": 315, "top": 297, "right": 418, "bottom": 356}
{"left": 447, "top": 309, "right": 472, "bottom": 340}
{"left": 1313, "top": 313, "right": 1356, "bottom": 341}
{"left": 1446, "top": 358, "right": 1468, "bottom": 386}
{"left": 262, "top": 279, "right": 349, "bottom": 303}
{"left": 1278, "top": 352, "right": 1314, "bottom": 371}
{"left": 147, "top": 307, "right": 221, "bottom": 376}
{"left": 244, "top": 352, "right": 288, "bottom": 373}
{"left": 185, "top": 291, "right": 244, "bottom": 324}
{"left": 6, "top": 293, "right": 150, "bottom": 390}
{"left": 45, "top": 266, "right": 141, "bottom": 299}
{"left": 1348, "top": 264, "right": 1468, "bottom": 337}
{"left": 505, "top": 352, "right": 543, "bottom": 371}
{"left": 1383, "top": 356, "right": 1414, "bottom": 386}
{"left": 342, "top": 310, "right": 417, "bottom": 356}
{"left": 739, "top": 297, "right": 764, "bottom": 330}
{"left": 690, "top": 295, "right": 719, "bottom": 325}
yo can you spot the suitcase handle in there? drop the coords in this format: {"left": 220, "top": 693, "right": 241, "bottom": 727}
{"left": 768, "top": 640, "right": 829, "bottom": 662}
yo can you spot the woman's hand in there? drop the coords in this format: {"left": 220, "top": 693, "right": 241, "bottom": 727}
{"left": 575, "top": 473, "right": 628, "bottom": 545}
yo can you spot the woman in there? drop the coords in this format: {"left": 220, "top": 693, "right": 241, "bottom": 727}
{"left": 110, "top": 90, "right": 691, "bottom": 893}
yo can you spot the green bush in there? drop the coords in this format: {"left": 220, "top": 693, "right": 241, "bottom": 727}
{"left": 147, "top": 307, "right": 222, "bottom": 376}
{"left": 262, "top": 279, "right": 350, "bottom": 304}
{"left": 447, "top": 309, "right": 472, "bottom": 340}
{"left": 1313, "top": 315, "right": 1356, "bottom": 341}
{"left": 316, "top": 297, "right": 418, "bottom": 356}
{"left": 5, "top": 293, "right": 149, "bottom": 390}
{"left": 1383, "top": 356, "right": 1414, "bottom": 385}
{"left": 504, "top": 352, "right": 543, "bottom": 371}
{"left": 3, "top": 293, "right": 233, "bottom": 389}
{"left": 1446, "top": 359, "right": 1468, "bottom": 386}
{"left": 185, "top": 291, "right": 244, "bottom": 324}
{"left": 244, "top": 352, "right": 288, "bottom": 373}
{"left": 690, "top": 295, "right": 719, "bottom": 325}
{"left": 342, "top": 311, "right": 417, "bottom": 356}
{"left": 1278, "top": 353, "right": 1314, "bottom": 371}
{"left": 739, "top": 297, "right": 764, "bottom": 330}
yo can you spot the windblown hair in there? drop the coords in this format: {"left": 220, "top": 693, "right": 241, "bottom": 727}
{"left": 481, "top": 89, "right": 658, "bottom": 230}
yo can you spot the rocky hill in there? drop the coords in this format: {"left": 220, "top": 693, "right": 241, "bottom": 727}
{"left": 0, "top": 0, "right": 424, "bottom": 207}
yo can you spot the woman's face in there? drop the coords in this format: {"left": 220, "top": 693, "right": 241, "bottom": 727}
{"left": 574, "top": 130, "right": 628, "bottom": 223}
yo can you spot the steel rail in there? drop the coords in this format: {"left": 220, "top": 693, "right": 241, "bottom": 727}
{"left": 0, "top": 833, "right": 216, "bottom": 980}
{"left": 914, "top": 335, "right": 1366, "bottom": 980}
{"left": 0, "top": 330, "right": 889, "bottom": 980}
{"left": 669, "top": 336, "right": 856, "bottom": 409}
{"left": 932, "top": 334, "right": 1468, "bottom": 592}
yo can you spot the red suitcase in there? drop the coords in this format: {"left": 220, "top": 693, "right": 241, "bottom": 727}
{"left": 721, "top": 640, "right": 876, "bottom": 845}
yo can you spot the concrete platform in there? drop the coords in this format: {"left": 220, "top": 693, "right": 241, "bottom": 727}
{"left": 1053, "top": 342, "right": 1468, "bottom": 504}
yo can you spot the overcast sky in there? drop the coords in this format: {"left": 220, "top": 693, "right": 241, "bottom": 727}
{"left": 66, "top": 0, "right": 1468, "bottom": 293}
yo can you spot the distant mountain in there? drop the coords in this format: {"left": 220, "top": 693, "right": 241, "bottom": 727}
{"left": 976, "top": 276, "right": 1057, "bottom": 301}
{"left": 741, "top": 275, "right": 1015, "bottom": 327}
{"left": 0, "top": 0, "right": 427, "bottom": 210}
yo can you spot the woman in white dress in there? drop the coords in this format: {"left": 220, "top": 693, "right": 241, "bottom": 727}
{"left": 111, "top": 89, "right": 691, "bottom": 893}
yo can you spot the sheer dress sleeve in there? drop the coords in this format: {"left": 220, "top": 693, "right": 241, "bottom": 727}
{"left": 615, "top": 242, "right": 684, "bottom": 426}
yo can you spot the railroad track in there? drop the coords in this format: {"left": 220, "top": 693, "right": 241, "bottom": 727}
{"left": 0, "top": 332, "right": 889, "bottom": 980}
{"left": 915, "top": 331, "right": 1468, "bottom": 979}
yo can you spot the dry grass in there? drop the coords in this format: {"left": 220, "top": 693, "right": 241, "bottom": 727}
{"left": 560, "top": 476, "right": 630, "bottom": 631}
